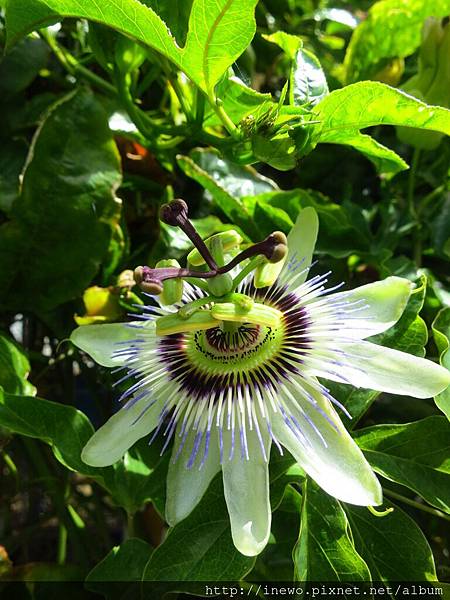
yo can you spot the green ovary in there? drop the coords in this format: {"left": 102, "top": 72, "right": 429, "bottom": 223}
{"left": 185, "top": 321, "right": 286, "bottom": 377}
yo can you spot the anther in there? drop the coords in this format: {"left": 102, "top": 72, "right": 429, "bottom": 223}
{"left": 265, "top": 231, "right": 288, "bottom": 263}
{"left": 133, "top": 266, "right": 163, "bottom": 295}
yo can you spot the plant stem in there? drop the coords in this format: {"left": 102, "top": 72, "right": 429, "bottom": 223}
{"left": 126, "top": 512, "right": 135, "bottom": 538}
{"left": 210, "top": 94, "right": 239, "bottom": 138}
{"left": 407, "top": 148, "right": 421, "bottom": 218}
{"left": 406, "top": 148, "right": 422, "bottom": 266}
{"left": 383, "top": 488, "right": 450, "bottom": 523}
{"left": 57, "top": 523, "right": 68, "bottom": 565}
{"left": 41, "top": 31, "right": 116, "bottom": 96}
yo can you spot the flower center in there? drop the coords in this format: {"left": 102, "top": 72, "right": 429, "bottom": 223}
{"left": 156, "top": 285, "right": 313, "bottom": 403}
{"left": 190, "top": 323, "right": 283, "bottom": 372}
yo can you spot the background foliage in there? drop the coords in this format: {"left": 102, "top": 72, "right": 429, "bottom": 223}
{"left": 0, "top": 0, "right": 450, "bottom": 594}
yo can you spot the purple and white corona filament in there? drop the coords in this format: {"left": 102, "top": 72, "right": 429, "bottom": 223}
{"left": 72, "top": 202, "right": 450, "bottom": 556}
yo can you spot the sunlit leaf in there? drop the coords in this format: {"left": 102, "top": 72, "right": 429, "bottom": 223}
{"left": 0, "top": 333, "right": 36, "bottom": 396}
{"left": 354, "top": 417, "right": 450, "bottom": 513}
{"left": 5, "top": 0, "right": 258, "bottom": 96}
{"left": 294, "top": 479, "right": 371, "bottom": 581}
{"left": 344, "top": 0, "right": 450, "bottom": 83}
{"left": 345, "top": 501, "right": 437, "bottom": 581}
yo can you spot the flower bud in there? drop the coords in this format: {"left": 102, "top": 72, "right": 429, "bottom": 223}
{"left": 155, "top": 259, "right": 184, "bottom": 305}
{"left": 74, "top": 286, "right": 122, "bottom": 325}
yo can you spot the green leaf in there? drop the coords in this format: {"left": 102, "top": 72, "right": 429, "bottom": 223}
{"left": 253, "top": 188, "right": 371, "bottom": 257}
{"left": 345, "top": 501, "right": 437, "bottom": 581}
{"left": 262, "top": 31, "right": 302, "bottom": 59}
{"left": 204, "top": 75, "right": 273, "bottom": 128}
{"left": 143, "top": 475, "right": 255, "bottom": 580}
{"left": 294, "top": 479, "right": 371, "bottom": 581}
{"left": 177, "top": 153, "right": 260, "bottom": 239}
{"left": 143, "top": 0, "right": 193, "bottom": 47}
{"left": 0, "top": 333, "right": 36, "bottom": 396}
{"left": 0, "top": 388, "right": 109, "bottom": 479}
{"left": 108, "top": 439, "right": 170, "bottom": 516}
{"left": 0, "top": 388, "right": 169, "bottom": 514}
{"left": 432, "top": 307, "right": 450, "bottom": 419}
{"left": 344, "top": 0, "right": 450, "bottom": 83}
{"left": 327, "top": 133, "right": 409, "bottom": 176}
{"left": 189, "top": 148, "right": 278, "bottom": 197}
{"left": 310, "top": 82, "right": 450, "bottom": 169}
{"left": 431, "top": 196, "right": 450, "bottom": 258}
{"left": 354, "top": 416, "right": 450, "bottom": 514}
{"left": 291, "top": 49, "right": 328, "bottom": 107}
{"left": 0, "top": 88, "right": 122, "bottom": 314}
{"left": 5, "top": 0, "right": 258, "bottom": 96}
{"left": 0, "top": 139, "right": 27, "bottom": 214}
{"left": 182, "top": 0, "right": 258, "bottom": 97}
{"left": 86, "top": 538, "right": 152, "bottom": 599}
{"left": 252, "top": 133, "right": 297, "bottom": 171}
{"left": 0, "top": 37, "right": 49, "bottom": 97}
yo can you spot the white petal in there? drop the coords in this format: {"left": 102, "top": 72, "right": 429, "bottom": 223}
{"left": 328, "top": 276, "right": 412, "bottom": 339}
{"left": 318, "top": 340, "right": 450, "bottom": 398}
{"left": 271, "top": 380, "right": 382, "bottom": 506}
{"left": 81, "top": 395, "right": 162, "bottom": 467}
{"left": 165, "top": 424, "right": 221, "bottom": 526}
{"left": 71, "top": 322, "right": 152, "bottom": 367}
{"left": 221, "top": 427, "right": 272, "bottom": 556}
{"left": 281, "top": 207, "right": 319, "bottom": 287}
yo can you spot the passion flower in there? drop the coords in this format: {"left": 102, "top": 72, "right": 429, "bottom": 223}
{"left": 71, "top": 201, "right": 450, "bottom": 556}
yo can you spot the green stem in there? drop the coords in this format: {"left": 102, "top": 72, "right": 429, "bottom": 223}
{"left": 41, "top": 31, "right": 116, "bottom": 96}
{"left": 169, "top": 75, "right": 193, "bottom": 121}
{"left": 209, "top": 94, "right": 239, "bottom": 138}
{"left": 57, "top": 523, "right": 68, "bottom": 565}
{"left": 383, "top": 488, "right": 450, "bottom": 523}
{"left": 232, "top": 256, "right": 265, "bottom": 290}
{"left": 407, "top": 148, "right": 421, "bottom": 218}
{"left": 406, "top": 148, "right": 422, "bottom": 266}
{"left": 195, "top": 89, "right": 206, "bottom": 126}
{"left": 126, "top": 512, "right": 135, "bottom": 539}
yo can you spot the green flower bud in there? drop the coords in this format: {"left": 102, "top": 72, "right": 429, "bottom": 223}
{"left": 74, "top": 286, "right": 122, "bottom": 325}
{"left": 155, "top": 259, "right": 184, "bottom": 306}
